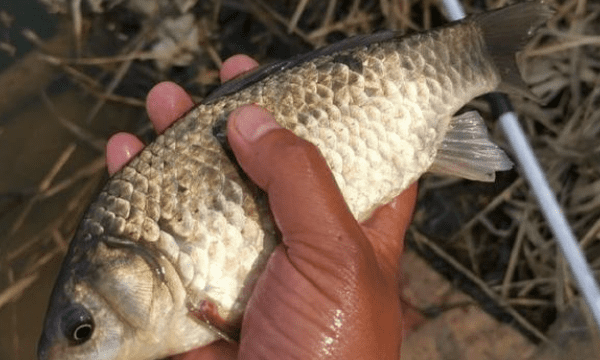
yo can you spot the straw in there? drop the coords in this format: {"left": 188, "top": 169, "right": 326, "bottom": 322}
{"left": 440, "top": 0, "right": 600, "bottom": 334}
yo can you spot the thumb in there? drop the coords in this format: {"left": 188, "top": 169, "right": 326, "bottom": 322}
{"left": 226, "top": 105, "right": 366, "bottom": 252}
{"left": 227, "top": 105, "right": 402, "bottom": 359}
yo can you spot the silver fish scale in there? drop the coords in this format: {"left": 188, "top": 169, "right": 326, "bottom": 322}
{"left": 98, "top": 21, "right": 492, "bottom": 344}
{"left": 89, "top": 113, "right": 268, "bottom": 312}
{"left": 44, "top": 15, "right": 517, "bottom": 359}
{"left": 90, "top": 21, "right": 494, "bottom": 348}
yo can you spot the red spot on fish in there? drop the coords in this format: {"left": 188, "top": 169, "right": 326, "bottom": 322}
{"left": 187, "top": 300, "right": 240, "bottom": 342}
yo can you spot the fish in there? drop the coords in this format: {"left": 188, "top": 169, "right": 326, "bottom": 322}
{"left": 38, "top": 2, "right": 552, "bottom": 359}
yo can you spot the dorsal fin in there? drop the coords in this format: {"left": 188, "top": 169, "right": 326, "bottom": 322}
{"left": 202, "top": 31, "right": 400, "bottom": 104}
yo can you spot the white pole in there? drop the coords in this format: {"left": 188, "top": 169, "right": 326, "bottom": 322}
{"left": 440, "top": 0, "right": 600, "bottom": 332}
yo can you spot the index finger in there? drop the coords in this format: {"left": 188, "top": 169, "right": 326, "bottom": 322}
{"left": 106, "top": 82, "right": 194, "bottom": 175}
{"left": 146, "top": 55, "right": 259, "bottom": 132}
{"left": 146, "top": 81, "right": 195, "bottom": 133}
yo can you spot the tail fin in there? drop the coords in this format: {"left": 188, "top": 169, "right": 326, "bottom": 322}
{"left": 472, "top": 2, "right": 554, "bottom": 99}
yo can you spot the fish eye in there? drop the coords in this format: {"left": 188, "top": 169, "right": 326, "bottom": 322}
{"left": 61, "top": 305, "right": 95, "bottom": 345}
{"left": 72, "top": 322, "right": 93, "bottom": 342}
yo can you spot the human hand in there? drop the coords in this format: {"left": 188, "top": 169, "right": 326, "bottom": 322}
{"left": 106, "top": 55, "right": 418, "bottom": 360}
{"left": 105, "top": 54, "right": 260, "bottom": 174}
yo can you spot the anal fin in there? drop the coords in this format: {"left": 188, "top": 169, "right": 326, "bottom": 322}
{"left": 429, "top": 111, "right": 512, "bottom": 182}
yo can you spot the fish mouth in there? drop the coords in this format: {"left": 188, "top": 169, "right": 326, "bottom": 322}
{"left": 37, "top": 337, "right": 51, "bottom": 360}
{"left": 37, "top": 331, "right": 67, "bottom": 360}
{"left": 37, "top": 284, "right": 67, "bottom": 360}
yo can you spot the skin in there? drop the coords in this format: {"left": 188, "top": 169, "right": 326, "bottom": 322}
{"left": 105, "top": 54, "right": 418, "bottom": 360}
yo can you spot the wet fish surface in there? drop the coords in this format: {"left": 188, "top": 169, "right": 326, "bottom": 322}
{"left": 38, "top": 3, "right": 552, "bottom": 359}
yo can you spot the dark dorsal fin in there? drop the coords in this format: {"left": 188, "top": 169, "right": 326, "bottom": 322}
{"left": 202, "top": 30, "right": 400, "bottom": 104}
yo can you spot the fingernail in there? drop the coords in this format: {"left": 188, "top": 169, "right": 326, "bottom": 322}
{"left": 231, "top": 105, "right": 281, "bottom": 142}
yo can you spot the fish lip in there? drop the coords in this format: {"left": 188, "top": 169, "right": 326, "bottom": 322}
{"left": 37, "top": 308, "right": 61, "bottom": 360}
{"left": 37, "top": 294, "right": 59, "bottom": 360}
{"left": 37, "top": 267, "right": 75, "bottom": 360}
{"left": 36, "top": 334, "right": 52, "bottom": 360}
{"left": 37, "top": 348, "right": 48, "bottom": 360}
{"left": 37, "top": 228, "right": 96, "bottom": 360}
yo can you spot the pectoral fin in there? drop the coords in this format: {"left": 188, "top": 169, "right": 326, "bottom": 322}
{"left": 429, "top": 111, "right": 512, "bottom": 182}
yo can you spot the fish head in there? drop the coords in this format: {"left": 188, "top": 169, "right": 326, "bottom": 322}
{"left": 37, "top": 271, "right": 126, "bottom": 360}
{"left": 37, "top": 235, "right": 129, "bottom": 360}
{"left": 37, "top": 227, "right": 217, "bottom": 360}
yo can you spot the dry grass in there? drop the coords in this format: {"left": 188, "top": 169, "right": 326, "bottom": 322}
{"left": 412, "top": 0, "right": 600, "bottom": 341}
{"left": 0, "top": 0, "right": 599, "bottom": 357}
